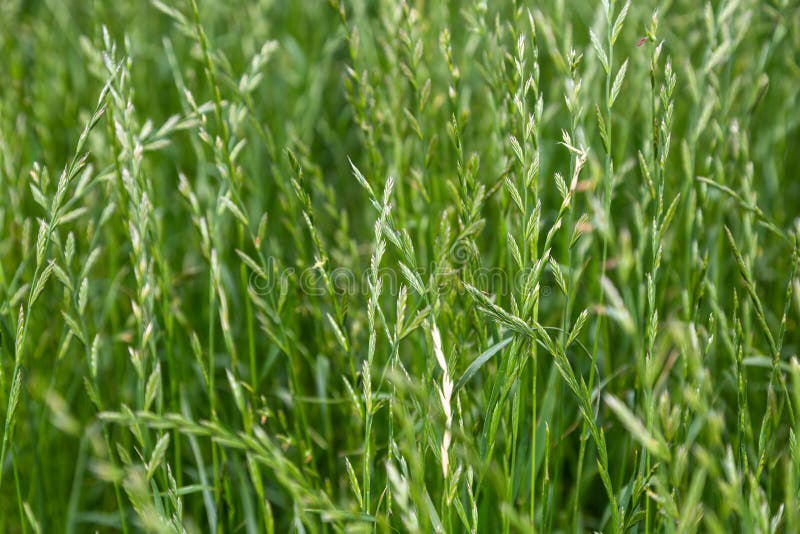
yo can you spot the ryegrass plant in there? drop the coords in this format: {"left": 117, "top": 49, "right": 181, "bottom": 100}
{"left": 1, "top": 0, "right": 799, "bottom": 531}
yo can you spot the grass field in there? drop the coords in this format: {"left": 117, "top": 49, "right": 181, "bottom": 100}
{"left": 1, "top": 0, "right": 799, "bottom": 532}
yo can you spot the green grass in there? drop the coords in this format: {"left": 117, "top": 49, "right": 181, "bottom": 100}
{"left": 1, "top": 0, "right": 799, "bottom": 531}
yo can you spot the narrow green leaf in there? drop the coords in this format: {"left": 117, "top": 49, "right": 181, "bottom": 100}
{"left": 455, "top": 337, "right": 513, "bottom": 392}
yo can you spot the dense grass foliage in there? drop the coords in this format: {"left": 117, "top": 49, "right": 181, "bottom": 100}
{"left": 1, "top": 0, "right": 799, "bottom": 531}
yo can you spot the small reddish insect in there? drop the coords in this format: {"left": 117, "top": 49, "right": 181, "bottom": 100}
{"left": 637, "top": 37, "right": 648, "bottom": 47}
